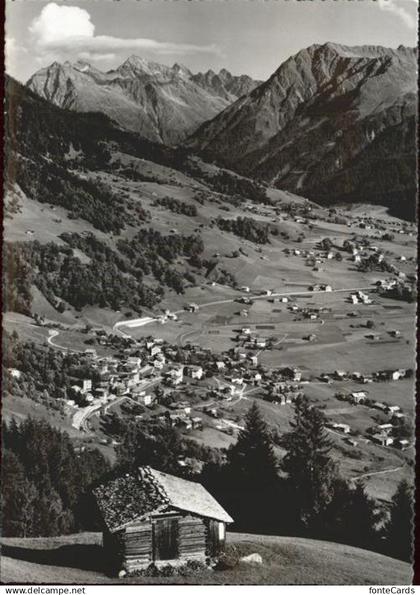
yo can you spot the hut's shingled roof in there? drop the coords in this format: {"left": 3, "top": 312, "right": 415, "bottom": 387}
{"left": 93, "top": 466, "right": 233, "bottom": 532}
{"left": 148, "top": 467, "right": 233, "bottom": 524}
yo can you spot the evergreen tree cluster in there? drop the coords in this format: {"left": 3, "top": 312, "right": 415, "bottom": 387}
{"left": 154, "top": 196, "right": 198, "bottom": 217}
{"left": 14, "top": 157, "right": 129, "bottom": 234}
{"left": 201, "top": 170, "right": 269, "bottom": 205}
{"left": 2, "top": 418, "right": 110, "bottom": 537}
{"left": 4, "top": 228, "right": 206, "bottom": 316}
{"left": 3, "top": 243, "right": 33, "bottom": 315}
{"left": 4, "top": 240, "right": 160, "bottom": 314}
{"left": 216, "top": 217, "right": 272, "bottom": 244}
{"left": 115, "top": 418, "right": 221, "bottom": 475}
{"left": 200, "top": 399, "right": 413, "bottom": 560}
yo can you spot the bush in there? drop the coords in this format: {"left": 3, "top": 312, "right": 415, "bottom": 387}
{"left": 143, "top": 563, "right": 159, "bottom": 577}
{"left": 159, "top": 564, "right": 176, "bottom": 577}
{"left": 178, "top": 559, "right": 209, "bottom": 576}
{"left": 214, "top": 551, "right": 239, "bottom": 571}
{"left": 128, "top": 560, "right": 209, "bottom": 578}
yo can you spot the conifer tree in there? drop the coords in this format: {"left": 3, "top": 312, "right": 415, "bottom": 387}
{"left": 227, "top": 401, "right": 278, "bottom": 482}
{"left": 281, "top": 395, "right": 337, "bottom": 531}
{"left": 1, "top": 451, "right": 38, "bottom": 537}
{"left": 386, "top": 479, "right": 413, "bottom": 562}
{"left": 116, "top": 421, "right": 184, "bottom": 474}
{"left": 325, "top": 478, "right": 381, "bottom": 549}
{"left": 222, "top": 402, "right": 279, "bottom": 531}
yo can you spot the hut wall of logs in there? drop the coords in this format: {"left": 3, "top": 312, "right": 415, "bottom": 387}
{"left": 103, "top": 511, "right": 226, "bottom": 572}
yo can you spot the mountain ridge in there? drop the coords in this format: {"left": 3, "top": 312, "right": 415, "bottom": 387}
{"left": 26, "top": 56, "right": 261, "bottom": 144}
{"left": 186, "top": 42, "right": 417, "bottom": 219}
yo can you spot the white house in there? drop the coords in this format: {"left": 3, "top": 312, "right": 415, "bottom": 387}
{"left": 386, "top": 405, "right": 401, "bottom": 414}
{"left": 372, "top": 434, "right": 394, "bottom": 447}
{"left": 186, "top": 303, "right": 199, "bottom": 313}
{"left": 141, "top": 394, "right": 153, "bottom": 406}
{"left": 127, "top": 357, "right": 142, "bottom": 369}
{"left": 255, "top": 339, "right": 267, "bottom": 349}
{"left": 351, "top": 391, "right": 367, "bottom": 404}
{"left": 376, "top": 423, "right": 393, "bottom": 434}
{"left": 186, "top": 366, "right": 204, "bottom": 380}
{"left": 397, "top": 439, "right": 410, "bottom": 450}
{"left": 332, "top": 423, "right": 351, "bottom": 434}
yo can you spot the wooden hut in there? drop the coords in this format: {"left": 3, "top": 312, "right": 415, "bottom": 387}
{"left": 93, "top": 466, "right": 233, "bottom": 573}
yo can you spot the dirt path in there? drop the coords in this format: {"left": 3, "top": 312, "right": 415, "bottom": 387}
{"left": 351, "top": 465, "right": 405, "bottom": 482}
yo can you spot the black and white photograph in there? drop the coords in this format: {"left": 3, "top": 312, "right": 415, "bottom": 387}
{"left": 2, "top": 0, "right": 418, "bottom": 587}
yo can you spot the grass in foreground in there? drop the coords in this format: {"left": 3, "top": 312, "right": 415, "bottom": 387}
{"left": 0, "top": 532, "right": 412, "bottom": 585}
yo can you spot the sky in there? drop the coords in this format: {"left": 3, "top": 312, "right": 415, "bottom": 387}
{"left": 5, "top": 0, "right": 418, "bottom": 83}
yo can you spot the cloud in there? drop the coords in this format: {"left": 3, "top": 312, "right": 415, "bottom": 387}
{"left": 28, "top": 2, "right": 221, "bottom": 60}
{"left": 377, "top": 0, "right": 418, "bottom": 30}
{"left": 29, "top": 3, "right": 95, "bottom": 45}
{"left": 43, "top": 34, "right": 220, "bottom": 56}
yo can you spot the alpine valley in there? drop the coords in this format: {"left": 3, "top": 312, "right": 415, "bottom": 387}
{"left": 2, "top": 39, "right": 416, "bottom": 585}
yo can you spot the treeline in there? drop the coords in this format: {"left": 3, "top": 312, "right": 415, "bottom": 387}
{"left": 4, "top": 240, "right": 160, "bottom": 314}
{"left": 216, "top": 216, "right": 271, "bottom": 244}
{"left": 112, "top": 417, "right": 221, "bottom": 472}
{"left": 116, "top": 229, "right": 204, "bottom": 295}
{"left": 155, "top": 196, "right": 198, "bottom": 217}
{"left": 13, "top": 156, "right": 133, "bottom": 234}
{"left": 357, "top": 254, "right": 395, "bottom": 274}
{"left": 4, "top": 229, "right": 206, "bottom": 316}
{"left": 184, "top": 163, "right": 269, "bottom": 205}
{"left": 2, "top": 418, "right": 110, "bottom": 537}
{"left": 3, "top": 243, "right": 33, "bottom": 315}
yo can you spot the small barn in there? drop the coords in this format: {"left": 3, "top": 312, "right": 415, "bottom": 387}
{"left": 93, "top": 466, "right": 233, "bottom": 573}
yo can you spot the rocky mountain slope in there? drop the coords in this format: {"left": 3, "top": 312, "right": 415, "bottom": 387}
{"left": 26, "top": 56, "right": 260, "bottom": 145}
{"left": 187, "top": 43, "right": 417, "bottom": 219}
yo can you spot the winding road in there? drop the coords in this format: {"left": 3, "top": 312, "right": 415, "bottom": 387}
{"left": 72, "top": 376, "right": 162, "bottom": 432}
{"left": 46, "top": 329, "right": 84, "bottom": 353}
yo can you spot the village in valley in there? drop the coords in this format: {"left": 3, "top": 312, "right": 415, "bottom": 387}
{"left": 5, "top": 182, "right": 416, "bottom": 505}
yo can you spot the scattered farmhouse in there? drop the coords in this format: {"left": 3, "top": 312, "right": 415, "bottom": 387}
{"left": 371, "top": 434, "right": 394, "bottom": 447}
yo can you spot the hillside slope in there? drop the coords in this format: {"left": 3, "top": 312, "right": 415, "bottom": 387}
{"left": 3, "top": 74, "right": 286, "bottom": 321}
{"left": 26, "top": 57, "right": 260, "bottom": 144}
{"left": 187, "top": 43, "right": 417, "bottom": 219}
{"left": 1, "top": 532, "right": 412, "bottom": 585}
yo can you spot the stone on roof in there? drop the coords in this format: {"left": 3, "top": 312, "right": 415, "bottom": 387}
{"left": 93, "top": 466, "right": 233, "bottom": 532}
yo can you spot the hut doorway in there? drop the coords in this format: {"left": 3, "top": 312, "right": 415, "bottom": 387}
{"left": 153, "top": 518, "right": 179, "bottom": 561}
